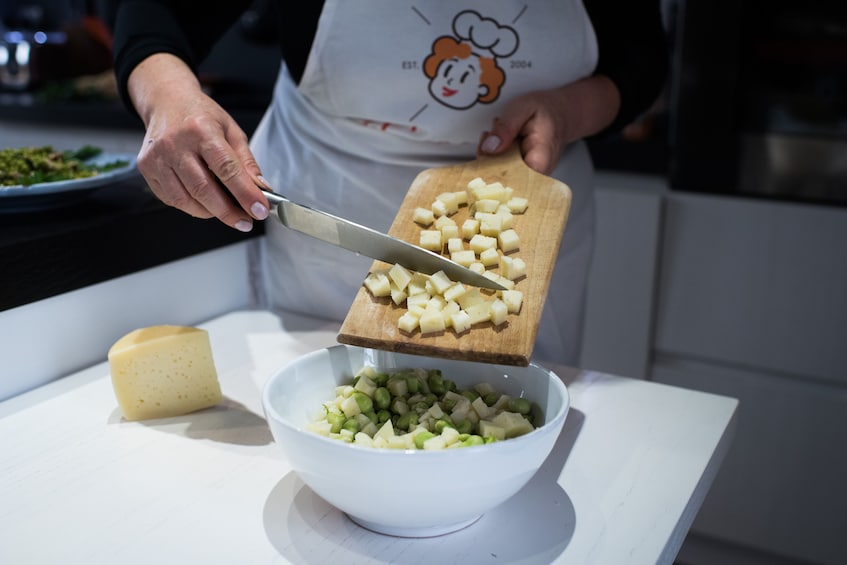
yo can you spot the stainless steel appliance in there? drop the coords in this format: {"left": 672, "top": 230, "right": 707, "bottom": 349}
{"left": 667, "top": 0, "right": 847, "bottom": 206}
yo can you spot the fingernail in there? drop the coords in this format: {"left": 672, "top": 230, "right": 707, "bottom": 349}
{"left": 251, "top": 201, "right": 269, "bottom": 220}
{"left": 257, "top": 175, "right": 270, "bottom": 188}
{"left": 481, "top": 135, "right": 501, "bottom": 153}
{"left": 235, "top": 219, "right": 253, "bottom": 232}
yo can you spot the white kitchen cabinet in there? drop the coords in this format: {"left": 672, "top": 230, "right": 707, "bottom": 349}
{"left": 653, "top": 356, "right": 847, "bottom": 565}
{"left": 654, "top": 194, "right": 847, "bottom": 386}
{"left": 580, "top": 172, "right": 667, "bottom": 379}
{"left": 581, "top": 181, "right": 847, "bottom": 565}
{"left": 652, "top": 194, "right": 847, "bottom": 565}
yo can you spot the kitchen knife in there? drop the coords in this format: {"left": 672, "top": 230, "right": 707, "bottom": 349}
{"left": 260, "top": 189, "right": 506, "bottom": 291}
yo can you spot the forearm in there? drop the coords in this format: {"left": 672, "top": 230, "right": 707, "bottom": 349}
{"left": 112, "top": 0, "right": 252, "bottom": 120}
{"left": 556, "top": 74, "right": 621, "bottom": 144}
{"left": 585, "top": 0, "right": 668, "bottom": 134}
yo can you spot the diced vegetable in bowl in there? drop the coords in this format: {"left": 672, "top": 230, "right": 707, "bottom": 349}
{"left": 262, "top": 344, "right": 569, "bottom": 537}
{"left": 307, "top": 367, "right": 540, "bottom": 450}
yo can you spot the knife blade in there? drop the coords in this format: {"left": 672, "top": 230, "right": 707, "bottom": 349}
{"left": 260, "top": 189, "right": 506, "bottom": 291}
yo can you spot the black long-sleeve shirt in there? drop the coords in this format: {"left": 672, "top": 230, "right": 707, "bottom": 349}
{"left": 112, "top": 0, "right": 668, "bottom": 135}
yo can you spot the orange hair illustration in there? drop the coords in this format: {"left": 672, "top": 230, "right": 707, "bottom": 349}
{"left": 423, "top": 36, "right": 505, "bottom": 104}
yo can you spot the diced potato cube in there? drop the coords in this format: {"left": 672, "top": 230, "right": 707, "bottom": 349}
{"left": 341, "top": 395, "right": 362, "bottom": 417}
{"left": 471, "top": 396, "right": 491, "bottom": 419}
{"left": 496, "top": 210, "right": 514, "bottom": 230}
{"left": 413, "top": 207, "right": 435, "bottom": 226}
{"left": 436, "top": 192, "right": 460, "bottom": 215}
{"left": 479, "top": 247, "right": 500, "bottom": 267}
{"left": 451, "top": 249, "right": 476, "bottom": 267}
{"left": 428, "top": 270, "right": 454, "bottom": 295}
{"left": 407, "top": 274, "right": 429, "bottom": 296}
{"left": 500, "top": 256, "right": 527, "bottom": 280}
{"left": 441, "top": 300, "right": 460, "bottom": 327}
{"left": 490, "top": 299, "right": 508, "bottom": 326}
{"left": 492, "top": 394, "right": 512, "bottom": 412}
{"left": 461, "top": 218, "right": 480, "bottom": 240}
{"left": 398, "top": 311, "right": 420, "bottom": 333}
{"left": 479, "top": 214, "right": 503, "bottom": 236}
{"left": 361, "top": 420, "right": 378, "bottom": 437}
{"left": 513, "top": 257, "right": 527, "bottom": 277}
{"left": 478, "top": 420, "right": 506, "bottom": 441}
{"left": 443, "top": 283, "right": 467, "bottom": 302}
{"left": 441, "top": 426, "right": 461, "bottom": 446}
{"left": 435, "top": 215, "right": 457, "bottom": 229}
{"left": 464, "top": 301, "right": 491, "bottom": 325}
{"left": 419, "top": 311, "right": 446, "bottom": 334}
{"left": 354, "top": 432, "right": 374, "bottom": 447}
{"left": 457, "top": 288, "right": 485, "bottom": 309}
{"left": 507, "top": 196, "right": 528, "bottom": 213}
{"left": 501, "top": 289, "right": 523, "bottom": 313}
{"left": 484, "top": 271, "right": 515, "bottom": 290}
{"left": 450, "top": 309, "right": 472, "bottom": 334}
{"left": 431, "top": 199, "right": 448, "bottom": 217}
{"left": 467, "top": 176, "right": 487, "bottom": 191}
{"left": 472, "top": 182, "right": 508, "bottom": 203}
{"left": 452, "top": 190, "right": 468, "bottom": 206}
{"left": 468, "top": 262, "right": 486, "bottom": 274}
{"left": 363, "top": 272, "right": 391, "bottom": 297}
{"left": 354, "top": 375, "right": 377, "bottom": 396}
{"left": 427, "top": 403, "right": 445, "bottom": 419}
{"left": 447, "top": 237, "right": 464, "bottom": 254}
{"left": 389, "top": 285, "right": 407, "bottom": 306}
{"left": 419, "top": 230, "right": 442, "bottom": 251}
{"left": 356, "top": 366, "right": 378, "bottom": 379}
{"left": 441, "top": 224, "right": 460, "bottom": 243}
{"left": 498, "top": 229, "right": 520, "bottom": 253}
{"left": 423, "top": 434, "right": 447, "bottom": 450}
{"left": 469, "top": 234, "right": 497, "bottom": 254}
{"left": 406, "top": 292, "right": 430, "bottom": 310}
{"left": 388, "top": 263, "right": 413, "bottom": 290}
{"left": 473, "top": 198, "right": 500, "bottom": 213}
{"left": 425, "top": 295, "right": 447, "bottom": 312}
{"left": 387, "top": 436, "right": 408, "bottom": 449}
{"left": 474, "top": 382, "right": 495, "bottom": 396}
{"left": 492, "top": 411, "right": 535, "bottom": 438}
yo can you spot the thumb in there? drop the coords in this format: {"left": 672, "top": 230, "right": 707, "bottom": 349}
{"left": 478, "top": 104, "right": 533, "bottom": 155}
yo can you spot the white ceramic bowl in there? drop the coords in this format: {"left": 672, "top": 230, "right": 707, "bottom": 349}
{"left": 262, "top": 344, "right": 569, "bottom": 537}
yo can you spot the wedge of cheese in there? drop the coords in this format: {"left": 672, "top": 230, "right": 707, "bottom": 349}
{"left": 108, "top": 325, "right": 222, "bottom": 421}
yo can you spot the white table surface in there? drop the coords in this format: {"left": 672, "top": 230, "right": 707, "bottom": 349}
{"left": 0, "top": 310, "right": 738, "bottom": 565}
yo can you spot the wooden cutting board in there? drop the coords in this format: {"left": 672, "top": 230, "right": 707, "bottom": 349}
{"left": 337, "top": 146, "right": 572, "bottom": 366}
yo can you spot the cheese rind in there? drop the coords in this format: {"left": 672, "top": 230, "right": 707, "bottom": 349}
{"left": 108, "top": 325, "right": 222, "bottom": 421}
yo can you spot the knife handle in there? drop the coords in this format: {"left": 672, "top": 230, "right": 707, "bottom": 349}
{"left": 259, "top": 188, "right": 287, "bottom": 207}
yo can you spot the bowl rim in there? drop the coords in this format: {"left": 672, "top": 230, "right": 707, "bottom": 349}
{"left": 261, "top": 344, "right": 570, "bottom": 457}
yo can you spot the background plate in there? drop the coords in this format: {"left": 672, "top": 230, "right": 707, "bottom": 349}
{"left": 0, "top": 152, "right": 139, "bottom": 213}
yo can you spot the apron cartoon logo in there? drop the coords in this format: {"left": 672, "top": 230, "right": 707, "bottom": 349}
{"left": 423, "top": 10, "right": 519, "bottom": 110}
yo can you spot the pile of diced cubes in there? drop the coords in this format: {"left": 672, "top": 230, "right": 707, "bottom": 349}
{"left": 363, "top": 177, "right": 529, "bottom": 335}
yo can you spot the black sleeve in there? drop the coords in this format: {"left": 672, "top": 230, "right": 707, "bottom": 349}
{"left": 584, "top": 0, "right": 669, "bottom": 134}
{"left": 112, "top": 0, "right": 254, "bottom": 118}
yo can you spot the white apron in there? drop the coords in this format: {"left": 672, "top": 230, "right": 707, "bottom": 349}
{"left": 249, "top": 0, "right": 598, "bottom": 366}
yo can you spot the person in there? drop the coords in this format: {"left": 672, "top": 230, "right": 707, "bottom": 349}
{"left": 112, "top": 0, "right": 668, "bottom": 367}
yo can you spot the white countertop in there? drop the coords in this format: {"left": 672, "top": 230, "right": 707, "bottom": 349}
{"left": 0, "top": 310, "right": 737, "bottom": 565}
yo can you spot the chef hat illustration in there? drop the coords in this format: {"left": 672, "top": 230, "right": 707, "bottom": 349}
{"left": 452, "top": 10, "right": 519, "bottom": 60}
